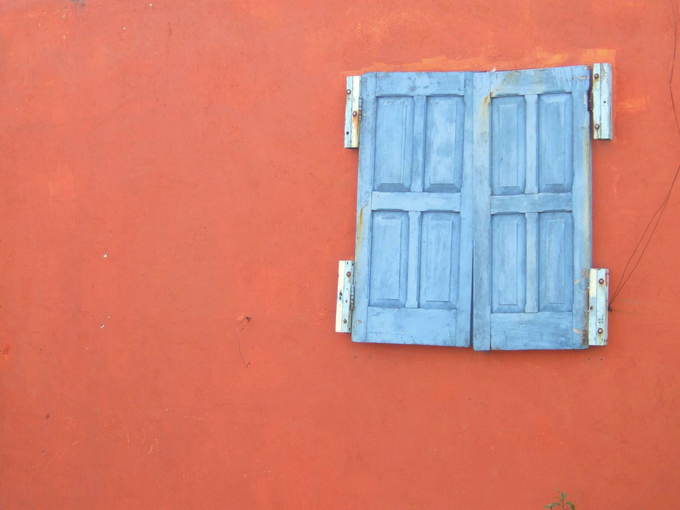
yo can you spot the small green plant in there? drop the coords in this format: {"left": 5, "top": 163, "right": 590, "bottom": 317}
{"left": 545, "top": 489, "right": 575, "bottom": 510}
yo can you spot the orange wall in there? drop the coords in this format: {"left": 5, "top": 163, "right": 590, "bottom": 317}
{"left": 1, "top": 1, "right": 679, "bottom": 508}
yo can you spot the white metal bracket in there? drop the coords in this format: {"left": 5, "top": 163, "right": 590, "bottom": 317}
{"left": 588, "top": 268, "right": 609, "bottom": 346}
{"left": 344, "top": 76, "right": 361, "bottom": 149}
{"left": 592, "top": 63, "right": 613, "bottom": 140}
{"left": 335, "top": 260, "right": 355, "bottom": 333}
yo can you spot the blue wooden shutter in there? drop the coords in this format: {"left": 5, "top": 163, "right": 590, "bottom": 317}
{"left": 352, "top": 72, "right": 474, "bottom": 346}
{"left": 472, "top": 66, "right": 592, "bottom": 350}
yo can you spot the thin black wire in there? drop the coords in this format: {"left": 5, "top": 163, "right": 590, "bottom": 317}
{"left": 608, "top": 0, "right": 680, "bottom": 309}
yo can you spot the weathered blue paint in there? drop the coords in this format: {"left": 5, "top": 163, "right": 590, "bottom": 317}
{"left": 352, "top": 67, "right": 591, "bottom": 349}
{"left": 472, "top": 66, "right": 592, "bottom": 350}
{"left": 352, "top": 72, "right": 474, "bottom": 346}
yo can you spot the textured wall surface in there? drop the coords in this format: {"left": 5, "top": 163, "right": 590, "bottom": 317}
{"left": 1, "top": 0, "right": 679, "bottom": 508}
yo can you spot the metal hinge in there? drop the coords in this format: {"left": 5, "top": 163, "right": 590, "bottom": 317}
{"left": 335, "top": 260, "right": 355, "bottom": 333}
{"left": 587, "top": 89, "right": 594, "bottom": 112}
{"left": 592, "top": 63, "right": 613, "bottom": 139}
{"left": 344, "top": 76, "right": 361, "bottom": 149}
{"left": 588, "top": 268, "right": 609, "bottom": 346}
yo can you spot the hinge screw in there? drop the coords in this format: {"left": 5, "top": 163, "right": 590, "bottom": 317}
{"left": 594, "top": 73, "right": 599, "bottom": 79}
{"left": 346, "top": 272, "right": 351, "bottom": 277}
{"left": 597, "top": 328, "right": 604, "bottom": 334}
{"left": 598, "top": 278, "right": 604, "bottom": 284}
{"left": 352, "top": 111, "right": 357, "bottom": 117}
{"left": 344, "top": 319, "right": 348, "bottom": 323}
{"left": 594, "top": 123, "right": 600, "bottom": 130}
{"left": 346, "top": 89, "right": 351, "bottom": 94}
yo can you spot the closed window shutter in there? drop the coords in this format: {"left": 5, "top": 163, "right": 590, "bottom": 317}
{"left": 472, "top": 66, "right": 592, "bottom": 350}
{"left": 352, "top": 72, "right": 475, "bottom": 346}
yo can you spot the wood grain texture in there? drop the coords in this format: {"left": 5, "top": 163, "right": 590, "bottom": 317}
{"left": 472, "top": 71, "right": 492, "bottom": 350}
{"left": 473, "top": 66, "right": 592, "bottom": 350}
{"left": 355, "top": 67, "right": 590, "bottom": 349}
{"left": 353, "top": 72, "right": 473, "bottom": 346}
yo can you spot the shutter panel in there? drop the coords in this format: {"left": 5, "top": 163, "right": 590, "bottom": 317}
{"left": 352, "top": 72, "right": 474, "bottom": 346}
{"left": 472, "top": 66, "right": 592, "bottom": 350}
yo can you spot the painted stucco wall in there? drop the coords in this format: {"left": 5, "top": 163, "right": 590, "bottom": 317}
{"left": 1, "top": 1, "right": 679, "bottom": 508}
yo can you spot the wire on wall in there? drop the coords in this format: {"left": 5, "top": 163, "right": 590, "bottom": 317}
{"left": 608, "top": 0, "right": 680, "bottom": 309}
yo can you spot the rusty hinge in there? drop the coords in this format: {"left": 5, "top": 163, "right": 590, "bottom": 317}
{"left": 344, "top": 76, "right": 361, "bottom": 149}
{"left": 587, "top": 89, "right": 594, "bottom": 112}
{"left": 592, "top": 63, "right": 613, "bottom": 139}
{"left": 335, "top": 260, "right": 355, "bottom": 333}
{"left": 588, "top": 268, "right": 609, "bottom": 346}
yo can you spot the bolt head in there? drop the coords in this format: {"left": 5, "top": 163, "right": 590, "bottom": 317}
{"left": 346, "top": 271, "right": 351, "bottom": 277}
{"left": 594, "top": 123, "right": 600, "bottom": 130}
{"left": 599, "top": 278, "right": 605, "bottom": 284}
{"left": 343, "top": 319, "right": 348, "bottom": 323}
{"left": 346, "top": 89, "right": 352, "bottom": 94}
{"left": 597, "top": 328, "right": 604, "bottom": 334}
{"left": 352, "top": 111, "right": 357, "bottom": 117}
{"left": 594, "top": 73, "right": 599, "bottom": 79}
